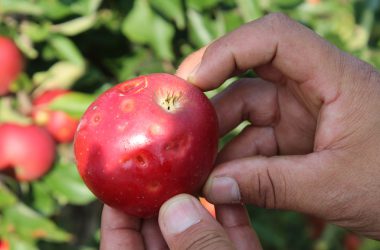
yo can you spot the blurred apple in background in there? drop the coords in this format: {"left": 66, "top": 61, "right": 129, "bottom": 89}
{"left": 32, "top": 89, "right": 79, "bottom": 143}
{"left": 0, "top": 239, "right": 9, "bottom": 250}
{"left": 0, "top": 123, "right": 56, "bottom": 181}
{"left": 0, "top": 36, "right": 23, "bottom": 96}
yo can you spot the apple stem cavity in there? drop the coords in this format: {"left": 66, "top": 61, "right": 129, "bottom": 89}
{"left": 157, "top": 90, "right": 183, "bottom": 112}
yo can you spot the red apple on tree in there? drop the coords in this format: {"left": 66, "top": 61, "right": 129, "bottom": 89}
{"left": 0, "top": 123, "right": 56, "bottom": 181}
{"left": 32, "top": 89, "right": 79, "bottom": 143}
{"left": 0, "top": 239, "right": 9, "bottom": 250}
{"left": 0, "top": 36, "right": 23, "bottom": 96}
{"left": 74, "top": 73, "right": 219, "bottom": 218}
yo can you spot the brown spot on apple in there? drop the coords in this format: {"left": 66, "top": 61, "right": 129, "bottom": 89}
{"left": 149, "top": 124, "right": 163, "bottom": 136}
{"left": 119, "top": 78, "right": 147, "bottom": 94}
{"left": 135, "top": 155, "right": 147, "bottom": 168}
{"left": 91, "top": 113, "right": 101, "bottom": 126}
{"left": 147, "top": 181, "right": 161, "bottom": 193}
{"left": 120, "top": 99, "right": 134, "bottom": 113}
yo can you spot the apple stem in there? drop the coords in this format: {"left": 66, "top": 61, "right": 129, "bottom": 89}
{"left": 159, "top": 91, "right": 183, "bottom": 112}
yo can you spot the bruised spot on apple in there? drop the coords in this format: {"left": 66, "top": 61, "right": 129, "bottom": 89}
{"left": 74, "top": 73, "right": 219, "bottom": 218}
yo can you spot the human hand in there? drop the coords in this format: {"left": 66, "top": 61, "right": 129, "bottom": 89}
{"left": 178, "top": 13, "right": 380, "bottom": 239}
{"left": 100, "top": 197, "right": 262, "bottom": 250}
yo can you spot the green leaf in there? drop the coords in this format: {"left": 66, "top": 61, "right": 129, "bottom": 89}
{"left": 48, "top": 36, "right": 85, "bottom": 65}
{"left": 149, "top": 0, "right": 185, "bottom": 29}
{"left": 8, "top": 236, "right": 39, "bottom": 250}
{"left": 37, "top": 0, "right": 72, "bottom": 19}
{"left": 48, "top": 92, "right": 95, "bottom": 119}
{"left": 187, "top": 0, "right": 222, "bottom": 11}
{"left": 122, "top": 0, "right": 174, "bottom": 60}
{"left": 33, "top": 61, "right": 86, "bottom": 92}
{"left": 150, "top": 16, "right": 175, "bottom": 60}
{"left": 187, "top": 9, "right": 214, "bottom": 47}
{"left": 236, "top": 0, "right": 262, "bottom": 22}
{"left": 122, "top": 0, "right": 154, "bottom": 44}
{"left": 2, "top": 203, "right": 71, "bottom": 242}
{"left": 0, "top": 98, "right": 32, "bottom": 125}
{"left": 0, "top": 0, "right": 44, "bottom": 16}
{"left": 70, "top": 0, "right": 102, "bottom": 15}
{"left": 51, "top": 15, "right": 97, "bottom": 37}
{"left": 42, "top": 161, "right": 96, "bottom": 205}
{"left": 223, "top": 9, "right": 244, "bottom": 33}
{"left": 31, "top": 182, "right": 56, "bottom": 216}
{"left": 15, "top": 34, "right": 38, "bottom": 59}
{"left": 20, "top": 21, "right": 51, "bottom": 43}
{"left": 0, "top": 183, "right": 17, "bottom": 208}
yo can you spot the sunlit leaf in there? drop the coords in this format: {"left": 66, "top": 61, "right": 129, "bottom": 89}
{"left": 51, "top": 15, "right": 97, "bottom": 37}
{"left": 31, "top": 182, "right": 56, "bottom": 216}
{"left": 0, "top": 183, "right": 17, "bottom": 208}
{"left": 48, "top": 36, "right": 85, "bottom": 65}
{"left": 149, "top": 0, "right": 185, "bottom": 29}
{"left": 48, "top": 92, "right": 96, "bottom": 119}
{"left": 187, "top": 9, "right": 214, "bottom": 47}
{"left": 42, "top": 161, "right": 96, "bottom": 205}
{"left": 2, "top": 203, "right": 71, "bottom": 242}
{"left": 122, "top": 0, "right": 174, "bottom": 60}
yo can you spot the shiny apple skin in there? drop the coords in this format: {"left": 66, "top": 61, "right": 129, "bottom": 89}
{"left": 33, "top": 90, "right": 79, "bottom": 143}
{"left": 74, "top": 73, "right": 219, "bottom": 218}
{"left": 0, "top": 123, "right": 56, "bottom": 181}
{"left": 0, "top": 37, "right": 23, "bottom": 95}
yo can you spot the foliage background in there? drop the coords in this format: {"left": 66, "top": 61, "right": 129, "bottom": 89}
{"left": 1, "top": 0, "right": 380, "bottom": 249}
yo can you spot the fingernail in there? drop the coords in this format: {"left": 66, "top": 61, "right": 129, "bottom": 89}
{"left": 161, "top": 195, "right": 201, "bottom": 235}
{"left": 187, "top": 63, "right": 200, "bottom": 83}
{"left": 205, "top": 177, "right": 241, "bottom": 203}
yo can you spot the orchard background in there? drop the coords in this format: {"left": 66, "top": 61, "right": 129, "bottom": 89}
{"left": 1, "top": 0, "right": 380, "bottom": 249}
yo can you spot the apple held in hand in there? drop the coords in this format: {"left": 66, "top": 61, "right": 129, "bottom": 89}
{"left": 0, "top": 37, "right": 23, "bottom": 96}
{"left": 74, "top": 73, "right": 219, "bottom": 218}
{"left": 0, "top": 123, "right": 56, "bottom": 181}
{"left": 32, "top": 89, "right": 79, "bottom": 143}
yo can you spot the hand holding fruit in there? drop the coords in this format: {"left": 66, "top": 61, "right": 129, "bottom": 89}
{"left": 99, "top": 13, "right": 380, "bottom": 250}
{"left": 179, "top": 13, "right": 380, "bottom": 241}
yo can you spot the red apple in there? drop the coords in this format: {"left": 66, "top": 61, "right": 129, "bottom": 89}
{"left": 74, "top": 73, "right": 219, "bottom": 218}
{"left": 0, "top": 37, "right": 23, "bottom": 95}
{"left": 0, "top": 239, "right": 9, "bottom": 250}
{"left": 32, "top": 89, "right": 79, "bottom": 143}
{"left": 344, "top": 233, "right": 361, "bottom": 250}
{"left": 0, "top": 123, "right": 56, "bottom": 181}
{"left": 307, "top": 216, "right": 326, "bottom": 239}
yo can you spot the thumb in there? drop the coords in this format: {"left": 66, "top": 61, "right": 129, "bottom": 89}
{"left": 158, "top": 194, "right": 234, "bottom": 250}
{"left": 203, "top": 153, "right": 332, "bottom": 215}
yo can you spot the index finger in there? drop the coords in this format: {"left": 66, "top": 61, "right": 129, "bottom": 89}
{"left": 182, "top": 13, "right": 343, "bottom": 101}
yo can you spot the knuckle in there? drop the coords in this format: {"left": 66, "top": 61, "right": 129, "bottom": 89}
{"left": 184, "top": 229, "right": 233, "bottom": 250}
{"left": 264, "top": 12, "right": 291, "bottom": 28}
{"left": 250, "top": 163, "right": 285, "bottom": 209}
{"left": 358, "top": 61, "right": 380, "bottom": 84}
